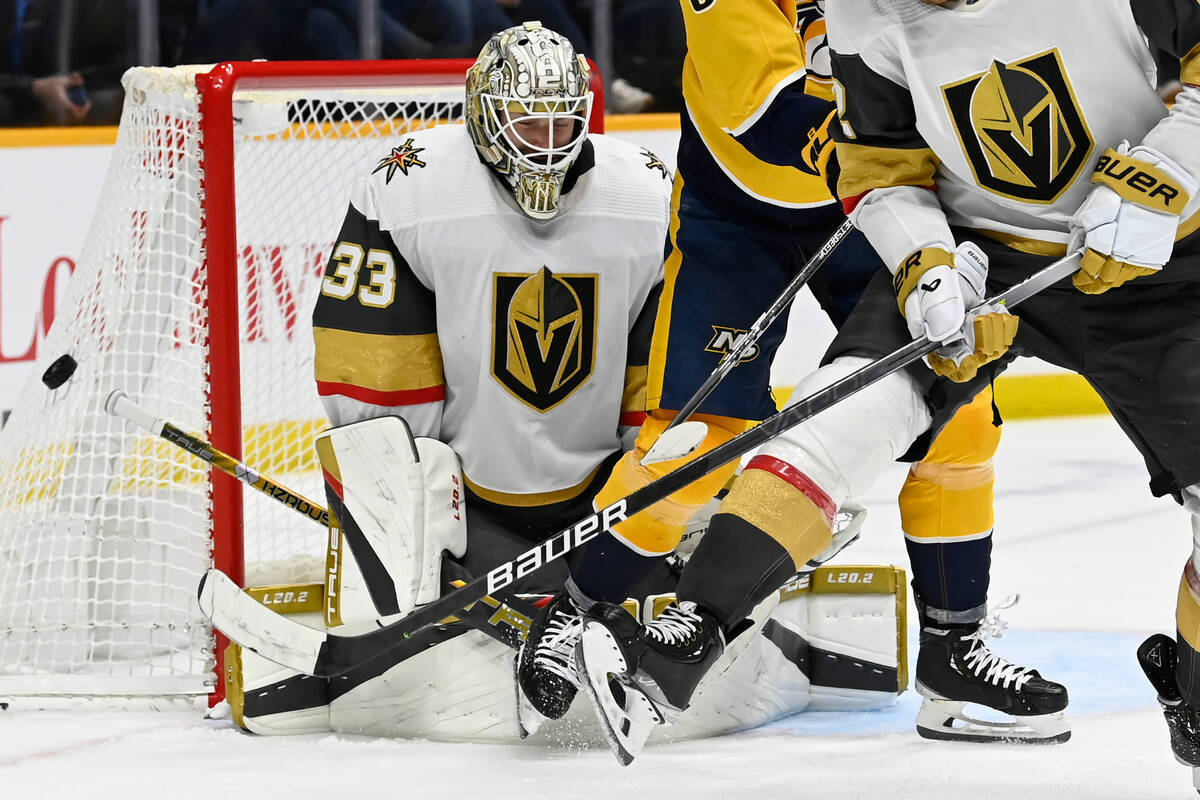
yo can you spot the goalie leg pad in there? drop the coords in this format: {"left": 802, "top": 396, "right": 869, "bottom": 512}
{"left": 316, "top": 416, "right": 466, "bottom": 625}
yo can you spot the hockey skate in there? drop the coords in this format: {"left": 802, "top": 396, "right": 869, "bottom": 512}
{"left": 914, "top": 624, "right": 1070, "bottom": 743}
{"left": 575, "top": 600, "right": 725, "bottom": 765}
{"left": 1138, "top": 633, "right": 1200, "bottom": 794}
{"left": 514, "top": 591, "right": 583, "bottom": 737}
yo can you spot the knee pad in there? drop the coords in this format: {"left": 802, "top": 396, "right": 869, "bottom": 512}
{"left": 593, "top": 408, "right": 745, "bottom": 555}
{"left": 758, "top": 356, "right": 931, "bottom": 506}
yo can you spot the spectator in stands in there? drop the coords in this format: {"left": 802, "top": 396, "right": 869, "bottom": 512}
{"left": 0, "top": 0, "right": 90, "bottom": 125}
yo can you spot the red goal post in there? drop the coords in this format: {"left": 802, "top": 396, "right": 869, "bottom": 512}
{"left": 0, "top": 59, "right": 606, "bottom": 705}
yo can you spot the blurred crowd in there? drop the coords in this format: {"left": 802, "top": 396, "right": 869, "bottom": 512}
{"left": 0, "top": 0, "right": 686, "bottom": 127}
{"left": 1, "top": 1, "right": 1183, "bottom": 129}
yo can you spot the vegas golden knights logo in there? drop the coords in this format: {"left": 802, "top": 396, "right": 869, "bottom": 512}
{"left": 943, "top": 49, "right": 1093, "bottom": 204}
{"left": 492, "top": 267, "right": 597, "bottom": 412}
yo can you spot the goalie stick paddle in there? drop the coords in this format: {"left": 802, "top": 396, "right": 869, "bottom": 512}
{"left": 236, "top": 250, "right": 1081, "bottom": 679}
{"left": 641, "top": 219, "right": 854, "bottom": 465}
{"left": 104, "top": 391, "right": 537, "bottom": 659}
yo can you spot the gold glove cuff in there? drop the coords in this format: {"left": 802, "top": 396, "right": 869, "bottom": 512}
{"left": 893, "top": 247, "right": 954, "bottom": 314}
{"left": 1091, "top": 147, "right": 1192, "bottom": 215}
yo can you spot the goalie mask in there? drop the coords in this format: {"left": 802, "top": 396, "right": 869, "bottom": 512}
{"left": 465, "top": 22, "right": 593, "bottom": 220}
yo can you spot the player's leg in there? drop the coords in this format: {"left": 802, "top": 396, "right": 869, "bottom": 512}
{"left": 903, "top": 388, "right": 1069, "bottom": 742}
{"left": 518, "top": 177, "right": 797, "bottom": 727}
{"left": 575, "top": 268, "right": 1002, "bottom": 761}
{"left": 1061, "top": 277, "right": 1200, "bottom": 784}
{"left": 812, "top": 229, "right": 1068, "bottom": 740}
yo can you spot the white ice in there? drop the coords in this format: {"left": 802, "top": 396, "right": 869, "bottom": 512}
{"left": 1, "top": 415, "right": 1192, "bottom": 799}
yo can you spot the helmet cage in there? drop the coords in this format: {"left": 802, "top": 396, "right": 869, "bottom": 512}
{"left": 479, "top": 93, "right": 592, "bottom": 218}
{"left": 465, "top": 23, "right": 594, "bottom": 220}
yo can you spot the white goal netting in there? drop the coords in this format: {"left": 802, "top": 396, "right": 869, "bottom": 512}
{"left": 0, "top": 62, "right": 476, "bottom": 699}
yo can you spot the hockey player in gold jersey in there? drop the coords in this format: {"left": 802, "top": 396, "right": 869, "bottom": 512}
{"left": 569, "top": 0, "right": 1200, "bottom": 783}
{"left": 516, "top": 0, "right": 1065, "bottom": 752}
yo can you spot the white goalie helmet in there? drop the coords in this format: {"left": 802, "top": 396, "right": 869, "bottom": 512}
{"left": 465, "top": 21, "right": 594, "bottom": 220}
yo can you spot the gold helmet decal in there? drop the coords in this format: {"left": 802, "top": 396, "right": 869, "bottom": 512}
{"left": 492, "top": 267, "right": 597, "bottom": 412}
{"left": 943, "top": 49, "right": 1092, "bottom": 204}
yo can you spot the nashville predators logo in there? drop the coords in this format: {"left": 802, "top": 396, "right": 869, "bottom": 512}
{"left": 492, "top": 267, "right": 597, "bottom": 412}
{"left": 942, "top": 49, "right": 1092, "bottom": 204}
{"left": 798, "top": 110, "right": 835, "bottom": 177}
{"left": 705, "top": 326, "right": 760, "bottom": 363}
{"left": 372, "top": 138, "right": 427, "bottom": 183}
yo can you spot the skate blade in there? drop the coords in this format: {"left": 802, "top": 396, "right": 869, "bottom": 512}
{"left": 576, "top": 623, "right": 662, "bottom": 766}
{"left": 915, "top": 698, "right": 1071, "bottom": 744}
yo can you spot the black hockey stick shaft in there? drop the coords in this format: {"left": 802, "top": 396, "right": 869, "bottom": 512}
{"left": 662, "top": 218, "right": 853, "bottom": 432}
{"left": 311, "top": 251, "right": 1081, "bottom": 678}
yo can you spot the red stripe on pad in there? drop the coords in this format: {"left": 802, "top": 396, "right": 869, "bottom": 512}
{"left": 745, "top": 454, "right": 837, "bottom": 525}
{"left": 322, "top": 468, "right": 345, "bottom": 501}
{"left": 316, "top": 380, "right": 445, "bottom": 406}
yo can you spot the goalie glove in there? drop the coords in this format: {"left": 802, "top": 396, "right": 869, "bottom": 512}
{"left": 1069, "top": 141, "right": 1197, "bottom": 295}
{"left": 895, "top": 242, "right": 1018, "bottom": 383}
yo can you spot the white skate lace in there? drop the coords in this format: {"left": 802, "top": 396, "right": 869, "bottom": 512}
{"left": 646, "top": 602, "right": 704, "bottom": 646}
{"left": 977, "top": 593, "right": 1020, "bottom": 639}
{"left": 533, "top": 609, "right": 583, "bottom": 686}
{"left": 961, "top": 630, "right": 1035, "bottom": 691}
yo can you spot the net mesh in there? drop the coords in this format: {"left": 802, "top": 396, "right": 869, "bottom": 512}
{"left": 0, "top": 63, "right": 468, "bottom": 698}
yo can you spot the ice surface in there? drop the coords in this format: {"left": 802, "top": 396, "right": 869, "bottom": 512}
{"left": 1, "top": 416, "right": 1192, "bottom": 799}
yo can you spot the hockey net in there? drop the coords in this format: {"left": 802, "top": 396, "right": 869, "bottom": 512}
{"left": 0, "top": 60, "right": 605, "bottom": 702}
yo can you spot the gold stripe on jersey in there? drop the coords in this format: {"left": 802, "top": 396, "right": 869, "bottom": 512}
{"left": 682, "top": 0, "right": 836, "bottom": 208}
{"left": 622, "top": 365, "right": 648, "bottom": 414}
{"left": 646, "top": 174, "right": 685, "bottom": 411}
{"left": 836, "top": 141, "right": 940, "bottom": 203}
{"left": 975, "top": 230, "right": 1068, "bottom": 257}
{"left": 899, "top": 390, "right": 999, "bottom": 542}
{"left": 463, "top": 464, "right": 602, "bottom": 508}
{"left": 313, "top": 327, "right": 444, "bottom": 395}
{"left": 1183, "top": 41, "right": 1200, "bottom": 86}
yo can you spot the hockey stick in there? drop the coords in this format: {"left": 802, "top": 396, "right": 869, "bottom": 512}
{"left": 106, "top": 391, "right": 330, "bottom": 526}
{"left": 104, "top": 390, "right": 538, "bottom": 653}
{"left": 641, "top": 218, "right": 854, "bottom": 465}
{"left": 198, "top": 251, "right": 1081, "bottom": 678}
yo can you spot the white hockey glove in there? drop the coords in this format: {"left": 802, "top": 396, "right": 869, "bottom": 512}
{"left": 895, "top": 242, "right": 1018, "bottom": 383}
{"left": 1069, "top": 141, "right": 1197, "bottom": 295}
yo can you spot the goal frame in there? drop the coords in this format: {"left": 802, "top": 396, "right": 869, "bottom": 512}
{"left": 195, "top": 59, "right": 605, "bottom": 704}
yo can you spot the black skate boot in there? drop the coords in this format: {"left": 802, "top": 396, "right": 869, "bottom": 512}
{"left": 915, "top": 624, "right": 1070, "bottom": 743}
{"left": 514, "top": 590, "right": 583, "bottom": 736}
{"left": 1138, "top": 633, "right": 1200, "bottom": 794}
{"left": 575, "top": 599, "right": 725, "bottom": 765}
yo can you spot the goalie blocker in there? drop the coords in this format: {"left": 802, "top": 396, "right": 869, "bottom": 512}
{"left": 226, "top": 563, "right": 909, "bottom": 742}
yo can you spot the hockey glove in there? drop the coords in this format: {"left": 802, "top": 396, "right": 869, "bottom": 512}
{"left": 896, "top": 242, "right": 1017, "bottom": 383}
{"left": 1069, "top": 141, "right": 1197, "bottom": 295}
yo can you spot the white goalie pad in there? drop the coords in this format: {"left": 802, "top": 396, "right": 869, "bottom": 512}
{"left": 317, "top": 417, "right": 467, "bottom": 626}
{"left": 230, "top": 565, "right": 907, "bottom": 742}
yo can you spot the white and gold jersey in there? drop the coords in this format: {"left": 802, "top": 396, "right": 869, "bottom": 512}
{"left": 313, "top": 124, "right": 671, "bottom": 506}
{"left": 827, "top": 0, "right": 1200, "bottom": 269}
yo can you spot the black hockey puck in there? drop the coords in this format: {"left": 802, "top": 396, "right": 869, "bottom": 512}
{"left": 41, "top": 353, "right": 78, "bottom": 389}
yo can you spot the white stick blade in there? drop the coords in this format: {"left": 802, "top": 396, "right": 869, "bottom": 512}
{"left": 640, "top": 420, "right": 709, "bottom": 465}
{"left": 197, "top": 568, "right": 326, "bottom": 674}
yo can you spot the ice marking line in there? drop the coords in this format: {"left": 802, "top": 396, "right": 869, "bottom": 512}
{"left": 0, "top": 722, "right": 174, "bottom": 767}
